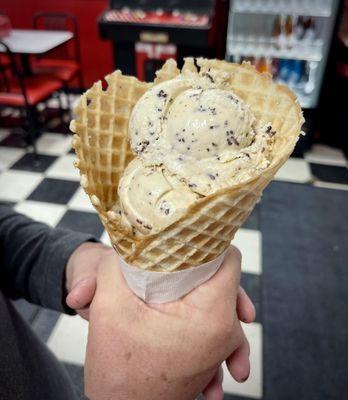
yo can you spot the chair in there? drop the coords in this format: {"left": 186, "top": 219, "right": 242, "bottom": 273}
{"left": 0, "top": 13, "right": 11, "bottom": 90}
{"left": 0, "top": 40, "right": 63, "bottom": 153}
{"left": 336, "top": 38, "right": 348, "bottom": 79}
{"left": 0, "top": 53, "right": 10, "bottom": 91}
{"left": 32, "top": 12, "right": 84, "bottom": 104}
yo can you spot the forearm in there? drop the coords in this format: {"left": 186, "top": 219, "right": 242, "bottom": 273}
{"left": 0, "top": 205, "right": 97, "bottom": 312}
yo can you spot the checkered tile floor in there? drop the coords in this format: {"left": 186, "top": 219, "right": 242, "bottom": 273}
{"left": 1, "top": 127, "right": 348, "bottom": 400}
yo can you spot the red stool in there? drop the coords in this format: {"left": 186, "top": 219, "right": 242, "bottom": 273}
{"left": 31, "top": 12, "right": 83, "bottom": 114}
{"left": 0, "top": 40, "right": 62, "bottom": 153}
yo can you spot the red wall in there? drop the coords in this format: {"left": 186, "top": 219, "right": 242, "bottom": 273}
{"left": 0, "top": 0, "right": 114, "bottom": 88}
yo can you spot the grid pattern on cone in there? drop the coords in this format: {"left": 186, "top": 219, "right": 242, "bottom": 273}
{"left": 71, "top": 72, "right": 149, "bottom": 210}
{"left": 119, "top": 167, "right": 275, "bottom": 271}
{"left": 101, "top": 164, "right": 274, "bottom": 271}
{"left": 71, "top": 58, "right": 303, "bottom": 271}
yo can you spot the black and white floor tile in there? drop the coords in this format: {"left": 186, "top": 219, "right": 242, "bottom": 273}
{"left": 1, "top": 128, "right": 348, "bottom": 400}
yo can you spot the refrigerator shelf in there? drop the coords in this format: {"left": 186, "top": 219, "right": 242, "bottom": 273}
{"left": 232, "top": 2, "right": 331, "bottom": 18}
{"left": 227, "top": 39, "right": 323, "bottom": 62}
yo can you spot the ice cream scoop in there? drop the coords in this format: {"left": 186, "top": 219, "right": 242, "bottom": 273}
{"left": 128, "top": 77, "right": 192, "bottom": 165}
{"left": 118, "top": 158, "right": 199, "bottom": 234}
{"left": 163, "top": 87, "right": 255, "bottom": 161}
{"left": 128, "top": 73, "right": 255, "bottom": 167}
{"left": 119, "top": 67, "right": 276, "bottom": 233}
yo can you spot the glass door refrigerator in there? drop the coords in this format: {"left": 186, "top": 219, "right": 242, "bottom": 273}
{"left": 226, "top": 0, "right": 341, "bottom": 111}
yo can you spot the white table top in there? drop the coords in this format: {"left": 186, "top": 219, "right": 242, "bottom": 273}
{"left": 0, "top": 29, "right": 73, "bottom": 54}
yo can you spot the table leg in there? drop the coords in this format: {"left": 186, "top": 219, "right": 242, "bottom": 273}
{"left": 20, "top": 53, "right": 32, "bottom": 75}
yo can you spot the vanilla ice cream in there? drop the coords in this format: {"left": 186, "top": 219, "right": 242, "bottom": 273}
{"left": 118, "top": 68, "right": 276, "bottom": 234}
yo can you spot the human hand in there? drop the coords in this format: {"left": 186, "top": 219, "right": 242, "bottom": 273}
{"left": 65, "top": 242, "right": 113, "bottom": 319}
{"left": 65, "top": 242, "right": 255, "bottom": 325}
{"left": 84, "top": 246, "right": 253, "bottom": 400}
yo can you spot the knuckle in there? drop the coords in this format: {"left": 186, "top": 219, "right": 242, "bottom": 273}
{"left": 230, "top": 245, "right": 242, "bottom": 264}
{"left": 222, "top": 317, "right": 235, "bottom": 339}
{"left": 211, "top": 314, "right": 236, "bottom": 344}
{"left": 89, "top": 297, "right": 110, "bottom": 321}
{"left": 206, "top": 319, "right": 235, "bottom": 360}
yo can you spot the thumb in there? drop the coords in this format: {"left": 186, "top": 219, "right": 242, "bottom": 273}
{"left": 66, "top": 277, "right": 96, "bottom": 310}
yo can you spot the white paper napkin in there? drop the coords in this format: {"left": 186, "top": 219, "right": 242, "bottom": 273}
{"left": 118, "top": 250, "right": 227, "bottom": 303}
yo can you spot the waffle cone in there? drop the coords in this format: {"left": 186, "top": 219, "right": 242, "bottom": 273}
{"left": 71, "top": 58, "right": 304, "bottom": 272}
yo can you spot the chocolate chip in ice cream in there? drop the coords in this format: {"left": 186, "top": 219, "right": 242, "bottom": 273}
{"left": 135, "top": 140, "right": 150, "bottom": 154}
{"left": 160, "top": 201, "right": 170, "bottom": 215}
{"left": 202, "top": 72, "right": 214, "bottom": 83}
{"left": 266, "top": 125, "right": 276, "bottom": 137}
{"left": 157, "top": 89, "right": 167, "bottom": 98}
{"left": 197, "top": 105, "right": 207, "bottom": 112}
{"left": 226, "top": 130, "right": 239, "bottom": 146}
